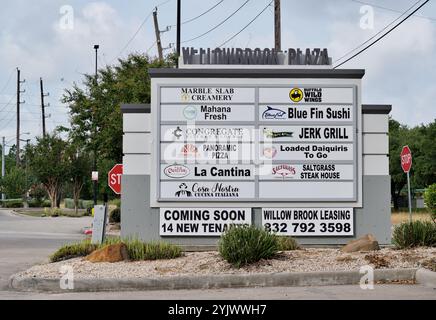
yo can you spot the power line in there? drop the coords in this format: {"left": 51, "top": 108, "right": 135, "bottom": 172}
{"left": 0, "top": 68, "right": 15, "bottom": 96}
{"left": 0, "top": 114, "right": 15, "bottom": 132}
{"left": 170, "top": 0, "right": 225, "bottom": 27}
{"left": 182, "top": 0, "right": 251, "bottom": 44}
{"left": 351, "top": 0, "right": 436, "bottom": 22}
{"left": 0, "top": 94, "right": 16, "bottom": 114}
{"left": 112, "top": 0, "right": 173, "bottom": 62}
{"left": 146, "top": 41, "right": 158, "bottom": 55}
{"left": 335, "top": 0, "right": 422, "bottom": 64}
{"left": 218, "top": 0, "right": 273, "bottom": 48}
{"left": 334, "top": 0, "right": 430, "bottom": 69}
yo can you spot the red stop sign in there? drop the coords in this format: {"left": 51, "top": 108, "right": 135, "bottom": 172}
{"left": 108, "top": 164, "right": 123, "bottom": 194}
{"left": 400, "top": 146, "right": 412, "bottom": 173}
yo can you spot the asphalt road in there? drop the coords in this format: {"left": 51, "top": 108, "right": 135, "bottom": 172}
{"left": 0, "top": 209, "right": 91, "bottom": 294}
{"left": 0, "top": 209, "right": 435, "bottom": 300}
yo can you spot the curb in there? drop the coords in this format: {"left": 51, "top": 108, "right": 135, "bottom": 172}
{"left": 416, "top": 268, "right": 436, "bottom": 289}
{"left": 9, "top": 268, "right": 417, "bottom": 293}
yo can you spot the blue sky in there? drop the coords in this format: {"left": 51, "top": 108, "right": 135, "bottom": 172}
{"left": 0, "top": 0, "right": 435, "bottom": 148}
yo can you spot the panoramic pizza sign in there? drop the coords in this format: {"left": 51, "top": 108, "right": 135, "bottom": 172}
{"left": 156, "top": 82, "right": 358, "bottom": 237}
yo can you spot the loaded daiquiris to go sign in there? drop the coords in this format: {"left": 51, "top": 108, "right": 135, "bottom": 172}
{"left": 158, "top": 85, "right": 356, "bottom": 202}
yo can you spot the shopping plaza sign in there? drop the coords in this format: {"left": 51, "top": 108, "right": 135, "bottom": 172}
{"left": 150, "top": 49, "right": 362, "bottom": 237}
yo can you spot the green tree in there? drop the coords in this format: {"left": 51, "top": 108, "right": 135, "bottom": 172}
{"left": 424, "top": 183, "right": 436, "bottom": 222}
{"left": 62, "top": 53, "right": 175, "bottom": 164}
{"left": 65, "top": 143, "right": 92, "bottom": 214}
{"left": 409, "top": 121, "right": 436, "bottom": 189}
{"left": 27, "top": 134, "right": 68, "bottom": 209}
{"left": 0, "top": 166, "right": 27, "bottom": 200}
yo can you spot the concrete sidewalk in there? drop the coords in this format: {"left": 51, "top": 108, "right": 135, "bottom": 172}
{"left": 10, "top": 268, "right": 421, "bottom": 293}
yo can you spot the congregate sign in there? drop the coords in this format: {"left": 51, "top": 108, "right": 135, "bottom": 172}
{"left": 157, "top": 85, "right": 358, "bottom": 202}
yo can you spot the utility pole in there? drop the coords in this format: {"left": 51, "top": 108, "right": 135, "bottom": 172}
{"left": 274, "top": 0, "right": 281, "bottom": 51}
{"left": 153, "top": 8, "right": 164, "bottom": 61}
{"left": 1, "top": 137, "right": 5, "bottom": 200}
{"left": 16, "top": 68, "right": 25, "bottom": 166}
{"left": 40, "top": 78, "right": 49, "bottom": 137}
{"left": 176, "top": 0, "right": 181, "bottom": 68}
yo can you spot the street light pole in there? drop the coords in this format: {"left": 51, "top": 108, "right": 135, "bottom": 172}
{"left": 93, "top": 45, "right": 99, "bottom": 206}
{"left": 1, "top": 137, "right": 5, "bottom": 201}
{"left": 19, "top": 138, "right": 30, "bottom": 208}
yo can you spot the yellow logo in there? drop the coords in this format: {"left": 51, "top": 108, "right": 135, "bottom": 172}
{"left": 181, "top": 93, "right": 190, "bottom": 102}
{"left": 289, "top": 88, "right": 303, "bottom": 103}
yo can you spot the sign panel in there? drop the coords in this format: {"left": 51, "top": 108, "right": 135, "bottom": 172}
{"left": 262, "top": 208, "right": 354, "bottom": 236}
{"left": 160, "top": 181, "right": 255, "bottom": 200}
{"left": 160, "top": 208, "right": 252, "bottom": 236}
{"left": 161, "top": 87, "right": 255, "bottom": 103}
{"left": 161, "top": 125, "right": 254, "bottom": 142}
{"left": 258, "top": 164, "right": 354, "bottom": 180}
{"left": 260, "top": 126, "right": 353, "bottom": 142}
{"left": 162, "top": 104, "right": 255, "bottom": 122}
{"left": 259, "top": 143, "right": 353, "bottom": 161}
{"left": 259, "top": 182, "right": 354, "bottom": 199}
{"left": 259, "top": 87, "right": 353, "bottom": 104}
{"left": 259, "top": 105, "right": 353, "bottom": 122}
{"left": 161, "top": 164, "right": 255, "bottom": 181}
{"left": 161, "top": 142, "right": 253, "bottom": 162}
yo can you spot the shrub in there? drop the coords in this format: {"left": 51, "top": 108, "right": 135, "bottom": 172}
{"left": 81, "top": 200, "right": 94, "bottom": 210}
{"left": 65, "top": 198, "right": 94, "bottom": 210}
{"left": 41, "top": 200, "right": 51, "bottom": 208}
{"left": 50, "top": 240, "right": 98, "bottom": 262}
{"left": 424, "top": 183, "right": 436, "bottom": 222}
{"left": 44, "top": 207, "right": 63, "bottom": 217}
{"left": 64, "top": 198, "right": 75, "bottom": 209}
{"left": 111, "top": 198, "right": 121, "bottom": 208}
{"left": 50, "top": 238, "right": 183, "bottom": 263}
{"left": 110, "top": 208, "right": 121, "bottom": 223}
{"left": 392, "top": 221, "right": 436, "bottom": 249}
{"left": 219, "top": 225, "right": 279, "bottom": 268}
{"left": 1, "top": 199, "right": 24, "bottom": 208}
{"left": 277, "top": 236, "right": 300, "bottom": 251}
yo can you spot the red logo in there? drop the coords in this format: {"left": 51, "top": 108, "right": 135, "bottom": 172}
{"left": 272, "top": 164, "right": 296, "bottom": 179}
{"left": 181, "top": 144, "right": 198, "bottom": 157}
{"left": 263, "top": 147, "right": 277, "bottom": 159}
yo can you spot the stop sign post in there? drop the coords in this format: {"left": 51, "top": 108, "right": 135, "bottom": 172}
{"left": 400, "top": 146, "right": 412, "bottom": 221}
{"left": 108, "top": 164, "right": 123, "bottom": 195}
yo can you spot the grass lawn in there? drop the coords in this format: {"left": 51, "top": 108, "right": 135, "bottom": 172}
{"left": 391, "top": 211, "right": 432, "bottom": 225}
{"left": 14, "top": 208, "right": 88, "bottom": 218}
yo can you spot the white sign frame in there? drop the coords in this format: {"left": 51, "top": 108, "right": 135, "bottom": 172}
{"left": 151, "top": 78, "right": 362, "bottom": 208}
{"left": 160, "top": 208, "right": 252, "bottom": 236}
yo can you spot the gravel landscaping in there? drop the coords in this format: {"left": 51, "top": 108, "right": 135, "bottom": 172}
{"left": 14, "top": 247, "right": 436, "bottom": 280}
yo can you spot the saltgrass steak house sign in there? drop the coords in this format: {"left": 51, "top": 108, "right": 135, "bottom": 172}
{"left": 155, "top": 47, "right": 360, "bottom": 237}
